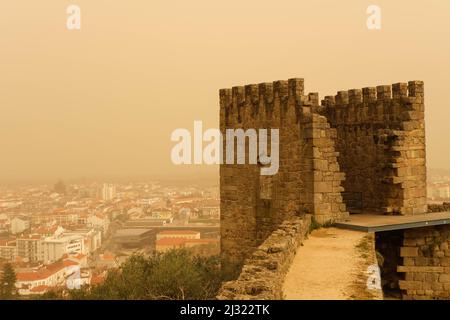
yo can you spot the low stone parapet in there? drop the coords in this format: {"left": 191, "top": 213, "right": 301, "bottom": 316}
{"left": 217, "top": 215, "right": 311, "bottom": 300}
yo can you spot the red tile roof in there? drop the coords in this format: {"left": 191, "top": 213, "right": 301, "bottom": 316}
{"left": 17, "top": 271, "right": 52, "bottom": 282}
{"left": 73, "top": 253, "right": 86, "bottom": 260}
{"left": 156, "top": 238, "right": 186, "bottom": 246}
{"left": 30, "top": 285, "right": 49, "bottom": 293}
{"left": 100, "top": 252, "right": 116, "bottom": 261}
{"left": 62, "top": 260, "right": 78, "bottom": 267}
{"left": 33, "top": 226, "right": 58, "bottom": 235}
{"left": 156, "top": 238, "right": 218, "bottom": 247}
{"left": 185, "top": 239, "right": 218, "bottom": 244}
{"left": 18, "top": 235, "right": 42, "bottom": 240}
{"left": 158, "top": 230, "right": 199, "bottom": 235}
{"left": 0, "top": 238, "right": 15, "bottom": 246}
{"left": 16, "top": 260, "right": 78, "bottom": 282}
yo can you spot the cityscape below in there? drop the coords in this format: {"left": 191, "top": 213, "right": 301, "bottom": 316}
{"left": 1, "top": 167, "right": 449, "bottom": 297}
{"left": 0, "top": 179, "right": 219, "bottom": 296}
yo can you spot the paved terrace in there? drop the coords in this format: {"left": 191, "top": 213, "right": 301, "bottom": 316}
{"left": 335, "top": 211, "right": 450, "bottom": 232}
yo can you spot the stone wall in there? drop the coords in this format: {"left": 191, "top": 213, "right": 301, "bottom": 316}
{"left": 398, "top": 225, "right": 450, "bottom": 299}
{"left": 220, "top": 78, "right": 426, "bottom": 273}
{"left": 428, "top": 202, "right": 450, "bottom": 212}
{"left": 217, "top": 215, "right": 311, "bottom": 300}
{"left": 375, "top": 230, "right": 404, "bottom": 298}
{"left": 220, "top": 78, "right": 348, "bottom": 270}
{"left": 322, "top": 82, "right": 426, "bottom": 215}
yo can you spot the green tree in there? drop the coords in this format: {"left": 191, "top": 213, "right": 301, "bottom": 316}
{"left": 64, "top": 250, "right": 223, "bottom": 300}
{"left": 0, "top": 263, "right": 17, "bottom": 299}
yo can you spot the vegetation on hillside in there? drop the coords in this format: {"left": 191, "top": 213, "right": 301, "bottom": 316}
{"left": 41, "top": 249, "right": 229, "bottom": 300}
{"left": 0, "top": 263, "right": 17, "bottom": 300}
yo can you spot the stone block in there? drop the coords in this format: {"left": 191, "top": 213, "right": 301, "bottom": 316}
{"left": 399, "top": 280, "right": 423, "bottom": 290}
{"left": 314, "top": 181, "right": 333, "bottom": 193}
{"left": 400, "top": 247, "right": 419, "bottom": 257}
{"left": 439, "top": 274, "right": 450, "bottom": 283}
{"left": 398, "top": 266, "right": 444, "bottom": 273}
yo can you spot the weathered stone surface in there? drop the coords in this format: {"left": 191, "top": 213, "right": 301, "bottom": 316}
{"left": 220, "top": 78, "right": 349, "bottom": 271}
{"left": 325, "top": 81, "right": 426, "bottom": 215}
{"left": 398, "top": 226, "right": 450, "bottom": 299}
{"left": 401, "top": 247, "right": 419, "bottom": 257}
{"left": 217, "top": 215, "right": 311, "bottom": 300}
{"left": 219, "top": 79, "right": 429, "bottom": 299}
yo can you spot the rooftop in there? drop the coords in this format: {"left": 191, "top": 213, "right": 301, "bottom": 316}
{"left": 16, "top": 260, "right": 78, "bottom": 282}
{"left": 114, "top": 228, "right": 152, "bottom": 237}
{"left": 156, "top": 238, "right": 187, "bottom": 246}
{"left": 158, "top": 230, "right": 199, "bottom": 235}
{"left": 156, "top": 238, "right": 218, "bottom": 246}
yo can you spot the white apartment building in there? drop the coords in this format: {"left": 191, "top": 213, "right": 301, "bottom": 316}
{"left": 43, "top": 235, "right": 84, "bottom": 264}
{"left": 63, "top": 228, "right": 102, "bottom": 255}
{"left": 428, "top": 184, "right": 450, "bottom": 200}
{"left": 0, "top": 240, "right": 17, "bottom": 261}
{"left": 10, "top": 217, "right": 31, "bottom": 234}
{"left": 16, "top": 235, "right": 44, "bottom": 262}
{"left": 87, "top": 213, "right": 110, "bottom": 234}
{"left": 15, "top": 260, "right": 80, "bottom": 295}
{"left": 101, "top": 183, "right": 116, "bottom": 201}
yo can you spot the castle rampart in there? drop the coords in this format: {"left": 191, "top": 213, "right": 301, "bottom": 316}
{"left": 220, "top": 78, "right": 426, "bottom": 273}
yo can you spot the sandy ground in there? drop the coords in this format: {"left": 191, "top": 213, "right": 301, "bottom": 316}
{"left": 282, "top": 227, "right": 368, "bottom": 300}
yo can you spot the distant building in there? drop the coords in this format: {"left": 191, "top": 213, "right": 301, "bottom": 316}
{"left": 124, "top": 218, "right": 171, "bottom": 228}
{"left": 66, "top": 253, "right": 88, "bottom": 268}
{"left": 64, "top": 228, "right": 102, "bottom": 254}
{"left": 155, "top": 238, "right": 186, "bottom": 252}
{"left": 33, "top": 225, "right": 64, "bottom": 238}
{"left": 17, "top": 235, "right": 44, "bottom": 262}
{"left": 0, "top": 217, "right": 9, "bottom": 231}
{"left": 148, "top": 209, "right": 173, "bottom": 220}
{"left": 15, "top": 260, "right": 80, "bottom": 295}
{"left": 51, "top": 213, "right": 79, "bottom": 225}
{"left": 155, "top": 237, "right": 219, "bottom": 255}
{"left": 113, "top": 228, "right": 154, "bottom": 248}
{"left": 156, "top": 230, "right": 200, "bottom": 240}
{"left": 201, "top": 206, "right": 220, "bottom": 217}
{"left": 427, "top": 183, "right": 450, "bottom": 200}
{"left": 10, "top": 217, "right": 31, "bottom": 234}
{"left": 0, "top": 239, "right": 17, "bottom": 261}
{"left": 87, "top": 213, "right": 110, "bottom": 234}
{"left": 102, "top": 183, "right": 116, "bottom": 201}
{"left": 42, "top": 235, "right": 84, "bottom": 264}
{"left": 96, "top": 252, "right": 118, "bottom": 269}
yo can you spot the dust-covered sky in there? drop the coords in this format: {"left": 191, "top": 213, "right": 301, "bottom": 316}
{"left": 1, "top": 0, "right": 449, "bottom": 183}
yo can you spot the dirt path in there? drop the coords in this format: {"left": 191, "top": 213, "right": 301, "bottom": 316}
{"left": 282, "top": 227, "right": 372, "bottom": 300}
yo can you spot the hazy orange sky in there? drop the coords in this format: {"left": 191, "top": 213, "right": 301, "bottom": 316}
{"left": 1, "top": 1, "right": 449, "bottom": 183}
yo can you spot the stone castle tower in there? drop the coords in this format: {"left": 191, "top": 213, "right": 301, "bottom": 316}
{"left": 220, "top": 78, "right": 426, "bottom": 269}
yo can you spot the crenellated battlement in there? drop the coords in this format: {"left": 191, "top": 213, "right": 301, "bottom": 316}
{"left": 220, "top": 78, "right": 322, "bottom": 126}
{"left": 220, "top": 78, "right": 304, "bottom": 105}
{"left": 322, "top": 81, "right": 424, "bottom": 126}
{"left": 220, "top": 78, "right": 427, "bottom": 272}
{"left": 323, "top": 81, "right": 423, "bottom": 105}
